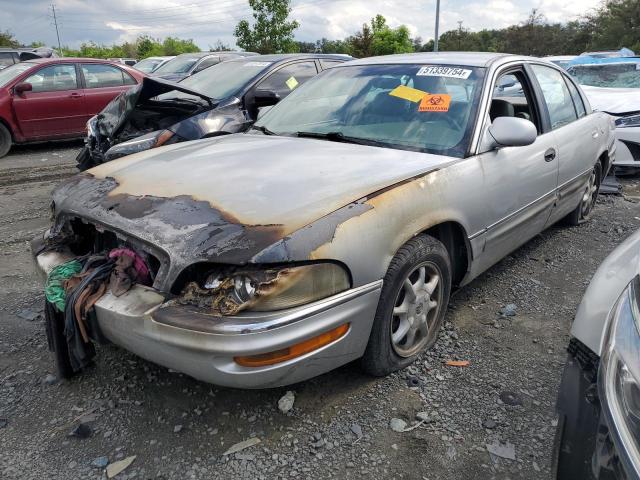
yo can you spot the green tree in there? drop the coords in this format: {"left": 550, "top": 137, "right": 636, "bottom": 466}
{"left": 162, "top": 36, "right": 200, "bottom": 55}
{"left": 210, "top": 40, "right": 232, "bottom": 51}
{"left": 0, "top": 30, "right": 20, "bottom": 48}
{"left": 586, "top": 0, "right": 640, "bottom": 53}
{"left": 234, "top": 0, "right": 299, "bottom": 53}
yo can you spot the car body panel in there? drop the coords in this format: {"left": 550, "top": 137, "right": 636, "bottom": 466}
{"left": 36, "top": 52, "right": 614, "bottom": 388}
{"left": 0, "top": 58, "right": 144, "bottom": 144}
{"left": 79, "top": 54, "right": 351, "bottom": 169}
{"left": 571, "top": 228, "right": 640, "bottom": 355}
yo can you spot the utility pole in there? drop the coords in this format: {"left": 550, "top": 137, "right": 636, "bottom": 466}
{"left": 51, "top": 4, "right": 62, "bottom": 55}
{"left": 457, "top": 20, "right": 463, "bottom": 50}
{"left": 433, "top": 0, "right": 440, "bottom": 52}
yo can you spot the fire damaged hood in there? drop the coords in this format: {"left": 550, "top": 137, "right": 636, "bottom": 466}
{"left": 95, "top": 76, "right": 215, "bottom": 139}
{"left": 53, "top": 133, "right": 457, "bottom": 290}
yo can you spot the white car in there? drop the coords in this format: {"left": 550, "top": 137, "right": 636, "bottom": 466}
{"left": 569, "top": 61, "right": 640, "bottom": 172}
{"left": 554, "top": 228, "right": 640, "bottom": 479}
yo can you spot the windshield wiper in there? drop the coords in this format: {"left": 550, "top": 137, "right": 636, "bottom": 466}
{"left": 252, "top": 124, "right": 276, "bottom": 135}
{"left": 295, "top": 131, "right": 389, "bottom": 148}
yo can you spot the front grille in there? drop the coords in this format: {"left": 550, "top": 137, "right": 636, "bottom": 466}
{"left": 66, "top": 217, "right": 163, "bottom": 282}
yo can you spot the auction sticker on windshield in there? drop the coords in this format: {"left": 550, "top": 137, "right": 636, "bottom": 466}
{"left": 416, "top": 66, "right": 472, "bottom": 79}
{"left": 286, "top": 76, "right": 299, "bottom": 90}
{"left": 244, "top": 62, "right": 272, "bottom": 67}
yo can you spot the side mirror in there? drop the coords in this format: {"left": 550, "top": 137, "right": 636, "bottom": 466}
{"left": 15, "top": 82, "right": 32, "bottom": 95}
{"left": 488, "top": 116, "right": 537, "bottom": 147}
{"left": 254, "top": 89, "right": 280, "bottom": 108}
{"left": 257, "top": 105, "right": 274, "bottom": 121}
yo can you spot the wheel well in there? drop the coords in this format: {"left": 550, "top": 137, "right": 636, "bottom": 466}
{"left": 0, "top": 117, "right": 13, "bottom": 141}
{"left": 599, "top": 151, "right": 609, "bottom": 177}
{"left": 421, "top": 221, "right": 470, "bottom": 287}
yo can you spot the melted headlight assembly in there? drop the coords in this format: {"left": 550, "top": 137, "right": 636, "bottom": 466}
{"left": 177, "top": 263, "right": 350, "bottom": 315}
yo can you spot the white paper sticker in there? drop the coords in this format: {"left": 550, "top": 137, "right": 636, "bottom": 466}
{"left": 243, "top": 61, "right": 272, "bottom": 67}
{"left": 416, "top": 66, "right": 472, "bottom": 79}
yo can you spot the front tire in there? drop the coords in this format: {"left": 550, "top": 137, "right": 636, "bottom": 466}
{"left": 0, "top": 123, "right": 12, "bottom": 158}
{"left": 361, "top": 235, "right": 452, "bottom": 376}
{"left": 565, "top": 162, "right": 601, "bottom": 226}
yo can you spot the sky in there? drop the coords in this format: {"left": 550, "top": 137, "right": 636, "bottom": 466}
{"left": 1, "top": 0, "right": 603, "bottom": 50}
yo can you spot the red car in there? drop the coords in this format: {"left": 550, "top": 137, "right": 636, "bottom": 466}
{"left": 0, "top": 58, "right": 145, "bottom": 158}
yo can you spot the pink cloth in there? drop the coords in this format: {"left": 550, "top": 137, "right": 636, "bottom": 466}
{"left": 108, "top": 248, "right": 151, "bottom": 284}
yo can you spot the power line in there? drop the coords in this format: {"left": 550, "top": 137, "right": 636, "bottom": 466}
{"left": 50, "top": 4, "right": 62, "bottom": 53}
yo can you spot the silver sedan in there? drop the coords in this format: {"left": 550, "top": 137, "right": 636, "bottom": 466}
{"left": 33, "top": 52, "right": 615, "bottom": 388}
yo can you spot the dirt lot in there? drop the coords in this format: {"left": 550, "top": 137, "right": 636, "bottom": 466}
{"left": 1, "top": 142, "right": 640, "bottom": 480}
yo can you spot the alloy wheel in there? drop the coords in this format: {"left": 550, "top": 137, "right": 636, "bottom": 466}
{"left": 580, "top": 169, "right": 598, "bottom": 219}
{"left": 390, "top": 262, "right": 443, "bottom": 357}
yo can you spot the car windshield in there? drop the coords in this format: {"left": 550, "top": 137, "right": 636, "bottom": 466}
{"left": 153, "top": 56, "right": 199, "bottom": 75}
{"left": 256, "top": 64, "right": 485, "bottom": 157}
{"left": 568, "top": 63, "right": 640, "bottom": 88}
{"left": 0, "top": 62, "right": 34, "bottom": 87}
{"left": 178, "top": 59, "right": 272, "bottom": 100}
{"left": 134, "top": 58, "right": 164, "bottom": 73}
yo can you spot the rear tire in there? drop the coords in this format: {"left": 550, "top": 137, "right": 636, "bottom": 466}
{"left": 361, "top": 235, "right": 452, "bottom": 376}
{"left": 565, "top": 162, "right": 601, "bottom": 226}
{"left": 0, "top": 123, "right": 12, "bottom": 158}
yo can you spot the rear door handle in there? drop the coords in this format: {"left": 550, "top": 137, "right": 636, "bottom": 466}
{"left": 69, "top": 92, "right": 82, "bottom": 98}
{"left": 544, "top": 148, "right": 556, "bottom": 162}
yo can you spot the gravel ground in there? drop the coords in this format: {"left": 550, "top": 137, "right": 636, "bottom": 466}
{"left": 1, "top": 142, "right": 640, "bottom": 480}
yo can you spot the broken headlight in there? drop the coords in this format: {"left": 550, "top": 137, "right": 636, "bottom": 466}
{"left": 179, "top": 263, "right": 350, "bottom": 315}
{"left": 104, "top": 129, "right": 176, "bottom": 161}
{"left": 599, "top": 276, "right": 640, "bottom": 478}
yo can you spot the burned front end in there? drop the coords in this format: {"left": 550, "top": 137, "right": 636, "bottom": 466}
{"left": 32, "top": 171, "right": 379, "bottom": 387}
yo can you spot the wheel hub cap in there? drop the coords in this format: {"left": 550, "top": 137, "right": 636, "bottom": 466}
{"left": 390, "top": 263, "right": 442, "bottom": 357}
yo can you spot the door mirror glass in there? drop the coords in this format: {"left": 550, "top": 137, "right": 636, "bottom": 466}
{"left": 488, "top": 116, "right": 537, "bottom": 147}
{"left": 254, "top": 89, "right": 280, "bottom": 108}
{"left": 15, "top": 82, "right": 32, "bottom": 94}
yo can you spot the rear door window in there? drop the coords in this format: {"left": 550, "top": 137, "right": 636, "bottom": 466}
{"left": 0, "top": 53, "right": 15, "bottom": 68}
{"left": 193, "top": 56, "right": 220, "bottom": 73}
{"left": 563, "top": 76, "right": 586, "bottom": 118}
{"left": 25, "top": 64, "right": 78, "bottom": 92}
{"left": 531, "top": 64, "right": 578, "bottom": 130}
{"left": 81, "top": 64, "right": 135, "bottom": 88}
{"left": 257, "top": 61, "right": 318, "bottom": 98}
{"left": 320, "top": 60, "right": 343, "bottom": 69}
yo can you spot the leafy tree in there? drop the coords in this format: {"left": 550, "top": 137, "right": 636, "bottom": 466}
{"left": 234, "top": 0, "right": 299, "bottom": 53}
{"left": 0, "top": 30, "right": 20, "bottom": 48}
{"left": 162, "top": 36, "right": 200, "bottom": 55}
{"left": 586, "top": 0, "right": 640, "bottom": 53}
{"left": 210, "top": 40, "right": 232, "bottom": 51}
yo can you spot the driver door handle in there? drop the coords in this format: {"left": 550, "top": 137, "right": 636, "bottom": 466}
{"left": 69, "top": 92, "right": 83, "bottom": 98}
{"left": 544, "top": 148, "right": 556, "bottom": 162}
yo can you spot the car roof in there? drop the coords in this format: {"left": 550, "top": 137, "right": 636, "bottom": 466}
{"left": 345, "top": 52, "right": 540, "bottom": 68}
{"left": 224, "top": 53, "right": 353, "bottom": 64}
{"left": 22, "top": 57, "right": 128, "bottom": 65}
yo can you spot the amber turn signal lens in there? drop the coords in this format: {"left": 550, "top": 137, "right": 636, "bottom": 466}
{"left": 234, "top": 323, "right": 350, "bottom": 367}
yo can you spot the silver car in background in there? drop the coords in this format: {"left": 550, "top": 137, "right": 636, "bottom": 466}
{"left": 33, "top": 52, "right": 615, "bottom": 388}
{"left": 554, "top": 228, "right": 640, "bottom": 479}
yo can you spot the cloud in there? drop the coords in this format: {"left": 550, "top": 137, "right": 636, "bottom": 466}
{"left": 4, "top": 0, "right": 601, "bottom": 49}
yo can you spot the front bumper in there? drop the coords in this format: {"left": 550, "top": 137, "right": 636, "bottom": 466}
{"left": 33, "top": 249, "right": 381, "bottom": 388}
{"left": 613, "top": 126, "right": 640, "bottom": 168}
{"left": 554, "top": 339, "right": 632, "bottom": 479}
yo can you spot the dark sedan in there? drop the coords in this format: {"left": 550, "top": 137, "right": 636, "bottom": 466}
{"left": 150, "top": 51, "right": 256, "bottom": 82}
{"left": 77, "top": 53, "right": 351, "bottom": 170}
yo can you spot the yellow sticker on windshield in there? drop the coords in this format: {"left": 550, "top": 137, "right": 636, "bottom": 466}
{"left": 389, "top": 85, "right": 428, "bottom": 103}
{"left": 286, "top": 76, "right": 299, "bottom": 90}
{"left": 419, "top": 93, "right": 451, "bottom": 112}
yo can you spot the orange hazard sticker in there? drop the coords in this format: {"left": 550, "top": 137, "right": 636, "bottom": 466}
{"left": 418, "top": 93, "right": 451, "bottom": 112}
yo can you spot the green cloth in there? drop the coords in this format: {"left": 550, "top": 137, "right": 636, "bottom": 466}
{"left": 45, "top": 259, "right": 83, "bottom": 311}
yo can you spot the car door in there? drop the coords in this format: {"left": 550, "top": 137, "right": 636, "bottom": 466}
{"left": 80, "top": 63, "right": 137, "bottom": 122}
{"left": 12, "top": 63, "right": 86, "bottom": 139}
{"left": 473, "top": 66, "right": 559, "bottom": 273}
{"left": 245, "top": 61, "right": 319, "bottom": 120}
{"left": 529, "top": 64, "right": 600, "bottom": 225}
